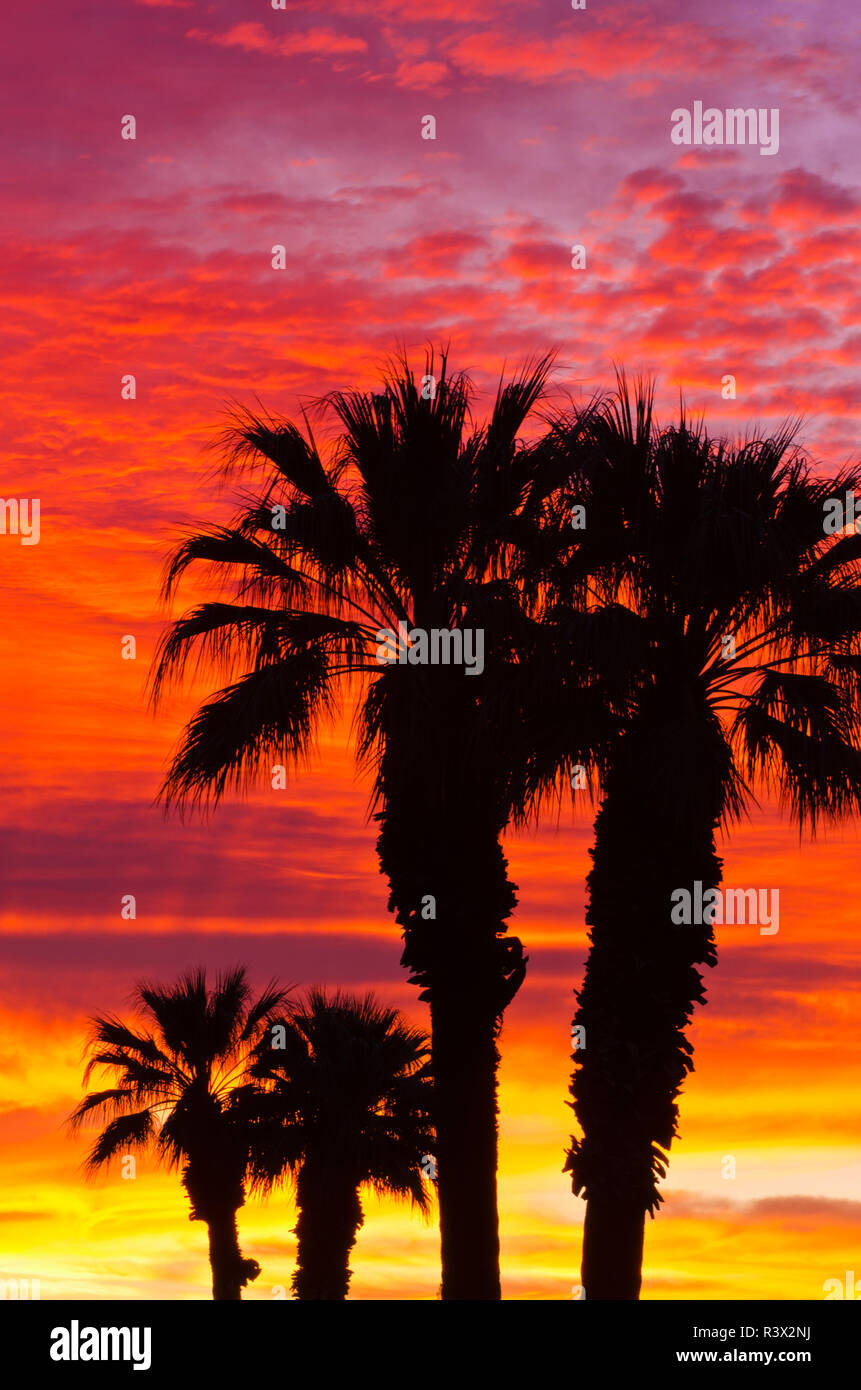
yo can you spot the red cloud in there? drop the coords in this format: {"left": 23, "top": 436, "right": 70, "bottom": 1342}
{"left": 393, "top": 60, "right": 450, "bottom": 88}
{"left": 445, "top": 30, "right": 616, "bottom": 82}
{"left": 618, "top": 167, "right": 685, "bottom": 205}
{"left": 187, "top": 22, "right": 367, "bottom": 58}
{"left": 501, "top": 239, "right": 566, "bottom": 279}
{"left": 795, "top": 230, "right": 860, "bottom": 265}
{"left": 651, "top": 191, "right": 723, "bottom": 224}
{"left": 383, "top": 230, "right": 489, "bottom": 278}
{"left": 674, "top": 148, "right": 743, "bottom": 169}
{"left": 445, "top": 14, "right": 749, "bottom": 83}
{"left": 770, "top": 168, "right": 859, "bottom": 226}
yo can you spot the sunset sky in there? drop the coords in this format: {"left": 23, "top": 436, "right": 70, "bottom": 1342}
{"left": 1, "top": 0, "right": 859, "bottom": 1299}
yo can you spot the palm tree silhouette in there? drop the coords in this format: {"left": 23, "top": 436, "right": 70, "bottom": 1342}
{"left": 248, "top": 988, "right": 433, "bottom": 1299}
{"left": 68, "top": 966, "right": 289, "bottom": 1300}
{"left": 539, "top": 379, "right": 861, "bottom": 1298}
{"left": 150, "top": 350, "right": 557, "bottom": 1298}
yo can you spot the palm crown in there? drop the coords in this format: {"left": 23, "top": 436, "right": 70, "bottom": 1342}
{"left": 555, "top": 381, "right": 861, "bottom": 823}
{"left": 250, "top": 988, "right": 433, "bottom": 1204}
{"left": 150, "top": 349, "right": 555, "bottom": 818}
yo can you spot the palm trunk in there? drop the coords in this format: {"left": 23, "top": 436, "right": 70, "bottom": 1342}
{"left": 377, "top": 778, "right": 524, "bottom": 1300}
{"left": 567, "top": 717, "right": 723, "bottom": 1300}
{"left": 205, "top": 1205, "right": 254, "bottom": 1301}
{"left": 292, "top": 1162, "right": 364, "bottom": 1300}
{"left": 184, "top": 1150, "right": 260, "bottom": 1302}
{"left": 581, "top": 1192, "right": 646, "bottom": 1300}
{"left": 373, "top": 663, "right": 524, "bottom": 1300}
{"left": 430, "top": 972, "right": 504, "bottom": 1299}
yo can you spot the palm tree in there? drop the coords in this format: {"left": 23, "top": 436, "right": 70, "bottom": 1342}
{"left": 150, "top": 350, "right": 558, "bottom": 1298}
{"left": 68, "top": 966, "right": 289, "bottom": 1299}
{"left": 248, "top": 988, "right": 433, "bottom": 1299}
{"left": 531, "top": 379, "right": 861, "bottom": 1298}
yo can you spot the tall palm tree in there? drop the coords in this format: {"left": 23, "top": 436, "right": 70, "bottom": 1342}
{"left": 150, "top": 350, "right": 557, "bottom": 1298}
{"left": 68, "top": 966, "right": 289, "bottom": 1299}
{"left": 248, "top": 988, "right": 433, "bottom": 1299}
{"left": 530, "top": 380, "right": 861, "bottom": 1298}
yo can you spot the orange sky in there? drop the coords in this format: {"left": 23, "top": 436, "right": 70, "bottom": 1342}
{"left": 1, "top": 0, "right": 859, "bottom": 1300}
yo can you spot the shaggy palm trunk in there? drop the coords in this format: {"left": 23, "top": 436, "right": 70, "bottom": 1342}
{"left": 375, "top": 676, "right": 525, "bottom": 1300}
{"left": 292, "top": 1163, "right": 364, "bottom": 1300}
{"left": 205, "top": 1205, "right": 250, "bottom": 1301}
{"left": 567, "top": 715, "right": 723, "bottom": 1300}
{"left": 185, "top": 1141, "right": 260, "bottom": 1301}
{"left": 386, "top": 836, "right": 522, "bottom": 1299}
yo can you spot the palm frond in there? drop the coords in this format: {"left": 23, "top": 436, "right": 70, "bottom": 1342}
{"left": 216, "top": 407, "right": 331, "bottom": 497}
{"left": 159, "top": 650, "right": 336, "bottom": 811}
{"left": 81, "top": 1110, "right": 155, "bottom": 1176}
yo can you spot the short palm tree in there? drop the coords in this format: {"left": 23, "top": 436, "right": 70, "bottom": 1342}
{"left": 68, "top": 966, "right": 289, "bottom": 1299}
{"left": 150, "top": 350, "right": 557, "bottom": 1298}
{"left": 533, "top": 381, "right": 861, "bottom": 1298}
{"left": 248, "top": 988, "right": 433, "bottom": 1299}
